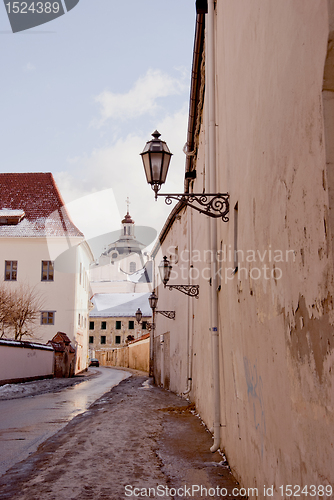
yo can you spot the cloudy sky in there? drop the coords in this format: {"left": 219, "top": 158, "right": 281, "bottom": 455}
{"left": 0, "top": 0, "right": 196, "bottom": 246}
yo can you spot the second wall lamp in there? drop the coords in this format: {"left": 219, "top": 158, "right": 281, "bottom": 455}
{"left": 135, "top": 308, "right": 154, "bottom": 331}
{"left": 158, "top": 256, "right": 199, "bottom": 299}
{"left": 148, "top": 291, "right": 175, "bottom": 319}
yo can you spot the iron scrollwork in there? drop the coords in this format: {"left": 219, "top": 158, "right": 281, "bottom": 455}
{"left": 156, "top": 310, "right": 176, "bottom": 320}
{"left": 167, "top": 284, "right": 200, "bottom": 298}
{"left": 144, "top": 322, "right": 155, "bottom": 332}
{"left": 158, "top": 193, "right": 229, "bottom": 221}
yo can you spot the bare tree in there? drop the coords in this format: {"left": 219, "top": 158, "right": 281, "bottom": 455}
{"left": 0, "top": 284, "right": 44, "bottom": 341}
{"left": 0, "top": 286, "right": 11, "bottom": 338}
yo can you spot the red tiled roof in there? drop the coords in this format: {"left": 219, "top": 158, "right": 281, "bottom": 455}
{"left": 51, "top": 331, "right": 72, "bottom": 344}
{"left": 48, "top": 331, "right": 75, "bottom": 353}
{"left": 48, "top": 342, "right": 65, "bottom": 353}
{"left": 0, "top": 173, "right": 83, "bottom": 237}
{"left": 128, "top": 332, "right": 150, "bottom": 344}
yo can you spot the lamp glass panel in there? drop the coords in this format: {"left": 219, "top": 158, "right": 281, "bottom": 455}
{"left": 150, "top": 152, "right": 163, "bottom": 182}
{"left": 149, "top": 293, "right": 158, "bottom": 310}
{"left": 161, "top": 152, "right": 171, "bottom": 183}
{"left": 165, "top": 263, "right": 172, "bottom": 282}
{"left": 141, "top": 153, "right": 152, "bottom": 184}
{"left": 158, "top": 259, "right": 172, "bottom": 284}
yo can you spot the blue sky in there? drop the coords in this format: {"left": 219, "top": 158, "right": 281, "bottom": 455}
{"left": 0, "top": 0, "right": 196, "bottom": 240}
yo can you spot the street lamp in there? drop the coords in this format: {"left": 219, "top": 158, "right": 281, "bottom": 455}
{"left": 140, "top": 131, "right": 229, "bottom": 221}
{"left": 135, "top": 307, "right": 155, "bottom": 378}
{"left": 148, "top": 291, "right": 175, "bottom": 320}
{"left": 135, "top": 307, "right": 154, "bottom": 331}
{"left": 158, "top": 256, "right": 199, "bottom": 298}
{"left": 148, "top": 291, "right": 158, "bottom": 310}
{"left": 135, "top": 307, "right": 143, "bottom": 324}
{"left": 158, "top": 257, "right": 172, "bottom": 287}
{"left": 140, "top": 130, "right": 173, "bottom": 200}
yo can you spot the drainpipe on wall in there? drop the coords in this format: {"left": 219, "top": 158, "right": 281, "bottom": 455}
{"left": 183, "top": 206, "right": 194, "bottom": 396}
{"left": 183, "top": 9, "right": 205, "bottom": 396}
{"left": 207, "top": 0, "right": 221, "bottom": 454}
{"left": 149, "top": 257, "right": 155, "bottom": 379}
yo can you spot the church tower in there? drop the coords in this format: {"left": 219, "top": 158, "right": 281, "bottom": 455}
{"left": 89, "top": 200, "right": 152, "bottom": 294}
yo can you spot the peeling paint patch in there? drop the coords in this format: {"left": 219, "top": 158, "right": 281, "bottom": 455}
{"left": 289, "top": 294, "right": 334, "bottom": 383}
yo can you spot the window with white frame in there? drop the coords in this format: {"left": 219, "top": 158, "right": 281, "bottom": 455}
{"left": 41, "top": 261, "right": 54, "bottom": 281}
{"left": 41, "top": 311, "right": 55, "bottom": 325}
{"left": 5, "top": 260, "right": 17, "bottom": 281}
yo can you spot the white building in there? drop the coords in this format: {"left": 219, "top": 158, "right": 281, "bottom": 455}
{"left": 90, "top": 210, "right": 152, "bottom": 294}
{"left": 0, "top": 172, "right": 94, "bottom": 373}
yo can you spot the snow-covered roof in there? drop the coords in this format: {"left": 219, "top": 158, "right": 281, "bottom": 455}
{"left": 0, "top": 173, "right": 83, "bottom": 238}
{"left": 0, "top": 209, "right": 25, "bottom": 217}
{"left": 90, "top": 292, "right": 152, "bottom": 318}
{"left": 0, "top": 339, "right": 54, "bottom": 351}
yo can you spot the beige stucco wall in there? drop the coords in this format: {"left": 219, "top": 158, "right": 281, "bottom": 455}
{"left": 212, "top": 0, "right": 334, "bottom": 491}
{"left": 0, "top": 343, "right": 54, "bottom": 383}
{"left": 95, "top": 346, "right": 129, "bottom": 368}
{"left": 93, "top": 337, "right": 149, "bottom": 373}
{"left": 153, "top": 0, "right": 334, "bottom": 495}
{"left": 128, "top": 337, "right": 149, "bottom": 373}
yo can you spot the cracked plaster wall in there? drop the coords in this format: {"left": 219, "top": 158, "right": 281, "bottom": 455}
{"left": 156, "top": 0, "right": 334, "bottom": 496}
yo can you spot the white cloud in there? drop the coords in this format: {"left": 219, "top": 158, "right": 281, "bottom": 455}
{"left": 93, "top": 69, "right": 187, "bottom": 126}
{"left": 55, "top": 66, "right": 190, "bottom": 238}
{"left": 55, "top": 106, "right": 188, "bottom": 235}
{"left": 24, "top": 63, "right": 36, "bottom": 71}
{"left": 64, "top": 189, "right": 121, "bottom": 241}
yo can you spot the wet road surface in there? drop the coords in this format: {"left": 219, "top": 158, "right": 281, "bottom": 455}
{"left": 0, "top": 375, "right": 242, "bottom": 500}
{"left": 0, "top": 367, "right": 131, "bottom": 477}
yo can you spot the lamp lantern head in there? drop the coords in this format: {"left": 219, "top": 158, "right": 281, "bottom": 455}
{"left": 148, "top": 291, "right": 158, "bottom": 311}
{"left": 140, "top": 131, "right": 172, "bottom": 199}
{"left": 158, "top": 256, "right": 172, "bottom": 287}
{"left": 135, "top": 307, "right": 143, "bottom": 324}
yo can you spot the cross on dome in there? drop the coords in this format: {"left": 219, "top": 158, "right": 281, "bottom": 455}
{"left": 122, "top": 197, "right": 134, "bottom": 225}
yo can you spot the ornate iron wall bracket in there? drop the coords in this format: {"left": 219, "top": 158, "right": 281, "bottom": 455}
{"left": 144, "top": 322, "right": 155, "bottom": 332}
{"left": 156, "top": 310, "right": 176, "bottom": 320}
{"left": 157, "top": 193, "right": 229, "bottom": 221}
{"left": 166, "top": 284, "right": 200, "bottom": 298}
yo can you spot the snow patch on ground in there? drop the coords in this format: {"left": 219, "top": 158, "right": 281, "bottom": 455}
{"left": 0, "top": 371, "right": 97, "bottom": 400}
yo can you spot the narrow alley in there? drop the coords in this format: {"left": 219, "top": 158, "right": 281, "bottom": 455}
{"left": 0, "top": 374, "right": 247, "bottom": 500}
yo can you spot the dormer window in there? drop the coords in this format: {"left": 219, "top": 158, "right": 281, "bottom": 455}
{"left": 0, "top": 209, "right": 25, "bottom": 225}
